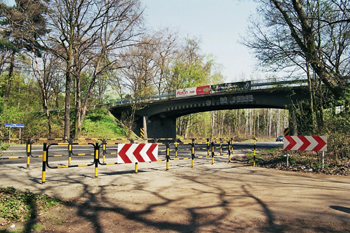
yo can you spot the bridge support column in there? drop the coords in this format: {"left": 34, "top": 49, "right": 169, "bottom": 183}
{"left": 288, "top": 108, "right": 298, "bottom": 136}
{"left": 142, "top": 116, "right": 148, "bottom": 139}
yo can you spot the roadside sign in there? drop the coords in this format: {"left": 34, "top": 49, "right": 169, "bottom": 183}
{"left": 4, "top": 123, "right": 25, "bottom": 144}
{"left": 5, "top": 123, "right": 24, "bottom": 128}
{"left": 283, "top": 136, "right": 327, "bottom": 151}
{"left": 117, "top": 144, "right": 158, "bottom": 163}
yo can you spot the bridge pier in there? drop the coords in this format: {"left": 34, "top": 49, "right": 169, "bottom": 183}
{"left": 135, "top": 116, "right": 176, "bottom": 139}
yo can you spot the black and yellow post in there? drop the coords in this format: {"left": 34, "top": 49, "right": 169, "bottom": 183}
{"left": 219, "top": 138, "right": 223, "bottom": 156}
{"left": 94, "top": 143, "right": 99, "bottom": 178}
{"left": 191, "top": 139, "right": 195, "bottom": 167}
{"left": 140, "top": 128, "right": 144, "bottom": 139}
{"left": 228, "top": 140, "right": 231, "bottom": 163}
{"left": 211, "top": 141, "right": 215, "bottom": 164}
{"left": 253, "top": 140, "right": 256, "bottom": 167}
{"left": 174, "top": 140, "right": 179, "bottom": 158}
{"left": 284, "top": 127, "right": 290, "bottom": 136}
{"left": 166, "top": 142, "right": 170, "bottom": 170}
{"left": 42, "top": 143, "right": 47, "bottom": 184}
{"left": 68, "top": 139, "right": 73, "bottom": 166}
{"left": 102, "top": 139, "right": 107, "bottom": 164}
{"left": 135, "top": 162, "right": 138, "bottom": 173}
{"left": 206, "top": 138, "right": 210, "bottom": 157}
{"left": 26, "top": 138, "right": 31, "bottom": 169}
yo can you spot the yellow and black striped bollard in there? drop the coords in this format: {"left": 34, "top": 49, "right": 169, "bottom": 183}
{"left": 26, "top": 139, "right": 31, "bottom": 169}
{"left": 42, "top": 143, "right": 47, "bottom": 184}
{"left": 94, "top": 143, "right": 99, "bottom": 178}
{"left": 174, "top": 141, "right": 179, "bottom": 158}
{"left": 228, "top": 140, "right": 231, "bottom": 163}
{"left": 206, "top": 138, "right": 210, "bottom": 157}
{"left": 191, "top": 139, "right": 195, "bottom": 167}
{"left": 68, "top": 139, "right": 73, "bottom": 166}
{"left": 166, "top": 142, "right": 170, "bottom": 170}
{"left": 211, "top": 141, "right": 215, "bottom": 165}
{"left": 253, "top": 140, "right": 256, "bottom": 167}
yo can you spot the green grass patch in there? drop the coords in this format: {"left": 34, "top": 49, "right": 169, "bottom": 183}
{"left": 82, "top": 109, "right": 127, "bottom": 138}
{"left": 0, "top": 187, "right": 60, "bottom": 222}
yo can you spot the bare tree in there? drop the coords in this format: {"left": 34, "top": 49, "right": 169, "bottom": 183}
{"left": 46, "top": 0, "right": 144, "bottom": 138}
{"left": 244, "top": 0, "right": 350, "bottom": 98}
{"left": 31, "top": 51, "right": 63, "bottom": 135}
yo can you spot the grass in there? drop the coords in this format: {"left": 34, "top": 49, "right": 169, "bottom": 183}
{"left": 81, "top": 109, "right": 128, "bottom": 139}
{"left": 0, "top": 187, "right": 60, "bottom": 231}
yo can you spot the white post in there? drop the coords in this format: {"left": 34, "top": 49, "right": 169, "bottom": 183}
{"left": 322, "top": 151, "right": 325, "bottom": 169}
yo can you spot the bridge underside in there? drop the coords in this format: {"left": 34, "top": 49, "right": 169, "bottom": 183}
{"left": 110, "top": 87, "right": 310, "bottom": 139}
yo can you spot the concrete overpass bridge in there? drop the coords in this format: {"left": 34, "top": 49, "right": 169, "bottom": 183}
{"left": 110, "top": 79, "right": 310, "bottom": 139}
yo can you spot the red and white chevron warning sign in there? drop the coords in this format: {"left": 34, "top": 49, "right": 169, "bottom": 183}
{"left": 283, "top": 136, "right": 327, "bottom": 151}
{"left": 117, "top": 144, "right": 158, "bottom": 163}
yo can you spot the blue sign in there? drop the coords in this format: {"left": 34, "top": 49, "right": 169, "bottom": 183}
{"left": 5, "top": 123, "right": 24, "bottom": 128}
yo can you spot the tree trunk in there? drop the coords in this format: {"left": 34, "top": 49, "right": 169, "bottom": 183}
{"left": 306, "top": 61, "right": 317, "bottom": 132}
{"left": 4, "top": 50, "right": 16, "bottom": 107}
{"left": 64, "top": 70, "right": 72, "bottom": 140}
{"left": 75, "top": 75, "right": 81, "bottom": 138}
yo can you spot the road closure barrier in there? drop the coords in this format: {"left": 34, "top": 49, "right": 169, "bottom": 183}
{"left": 0, "top": 137, "right": 236, "bottom": 183}
{"left": 42, "top": 142, "right": 97, "bottom": 184}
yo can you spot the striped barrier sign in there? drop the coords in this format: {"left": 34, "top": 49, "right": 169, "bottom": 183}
{"left": 283, "top": 136, "right": 327, "bottom": 151}
{"left": 117, "top": 144, "right": 158, "bottom": 163}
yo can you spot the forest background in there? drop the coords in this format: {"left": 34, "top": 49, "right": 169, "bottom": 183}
{"left": 0, "top": 0, "right": 349, "bottom": 158}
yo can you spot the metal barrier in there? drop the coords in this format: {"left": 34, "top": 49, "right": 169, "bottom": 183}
{"left": 0, "top": 139, "right": 28, "bottom": 164}
{"left": 0, "top": 137, "right": 239, "bottom": 183}
{"left": 41, "top": 142, "right": 97, "bottom": 184}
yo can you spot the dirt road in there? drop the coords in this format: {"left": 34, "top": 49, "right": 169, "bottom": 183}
{"left": 1, "top": 154, "right": 350, "bottom": 232}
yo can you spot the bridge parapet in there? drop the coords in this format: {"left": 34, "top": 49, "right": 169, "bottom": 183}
{"left": 113, "top": 79, "right": 308, "bottom": 106}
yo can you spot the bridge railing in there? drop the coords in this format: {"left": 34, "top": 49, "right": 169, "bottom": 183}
{"left": 112, "top": 78, "right": 308, "bottom": 106}
{"left": 251, "top": 79, "right": 308, "bottom": 89}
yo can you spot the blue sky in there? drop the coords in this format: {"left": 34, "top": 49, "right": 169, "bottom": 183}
{"left": 4, "top": 0, "right": 260, "bottom": 82}
{"left": 141, "top": 0, "right": 260, "bottom": 82}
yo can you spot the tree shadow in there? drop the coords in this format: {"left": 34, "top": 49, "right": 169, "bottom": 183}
{"left": 330, "top": 206, "right": 350, "bottom": 214}
{"left": 3, "top": 158, "right": 350, "bottom": 232}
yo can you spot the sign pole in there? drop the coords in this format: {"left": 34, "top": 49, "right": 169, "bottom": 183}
{"left": 322, "top": 151, "right": 325, "bottom": 169}
{"left": 5, "top": 124, "right": 25, "bottom": 144}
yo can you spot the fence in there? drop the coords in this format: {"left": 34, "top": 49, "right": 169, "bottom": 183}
{"left": 0, "top": 137, "right": 253, "bottom": 183}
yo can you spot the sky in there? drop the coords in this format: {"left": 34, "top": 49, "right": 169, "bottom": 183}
{"left": 141, "top": 0, "right": 260, "bottom": 82}
{"left": 4, "top": 0, "right": 260, "bottom": 82}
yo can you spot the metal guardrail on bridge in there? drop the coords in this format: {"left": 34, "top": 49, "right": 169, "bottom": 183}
{"left": 113, "top": 79, "right": 308, "bottom": 106}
